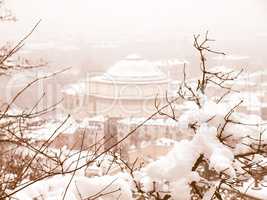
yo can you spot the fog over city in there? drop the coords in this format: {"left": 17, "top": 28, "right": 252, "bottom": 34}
{"left": 2, "top": 0, "right": 267, "bottom": 75}
{"left": 0, "top": 0, "right": 266, "bottom": 110}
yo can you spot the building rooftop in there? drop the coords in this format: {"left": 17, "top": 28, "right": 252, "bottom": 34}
{"left": 105, "top": 54, "right": 167, "bottom": 81}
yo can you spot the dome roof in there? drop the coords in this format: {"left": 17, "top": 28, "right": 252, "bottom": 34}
{"left": 105, "top": 54, "right": 167, "bottom": 81}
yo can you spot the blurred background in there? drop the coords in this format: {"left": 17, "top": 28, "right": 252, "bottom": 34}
{"left": 0, "top": 0, "right": 266, "bottom": 110}
{"left": 1, "top": 0, "right": 266, "bottom": 74}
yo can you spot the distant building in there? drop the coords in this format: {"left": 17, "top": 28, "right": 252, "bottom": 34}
{"left": 156, "top": 59, "right": 189, "bottom": 81}
{"left": 116, "top": 117, "right": 193, "bottom": 162}
{"left": 212, "top": 54, "right": 250, "bottom": 71}
{"left": 205, "top": 66, "right": 267, "bottom": 119}
{"left": 62, "top": 54, "right": 170, "bottom": 118}
{"left": 26, "top": 116, "right": 106, "bottom": 151}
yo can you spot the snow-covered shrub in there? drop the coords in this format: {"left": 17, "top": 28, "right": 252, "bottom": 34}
{"left": 6, "top": 32, "right": 267, "bottom": 200}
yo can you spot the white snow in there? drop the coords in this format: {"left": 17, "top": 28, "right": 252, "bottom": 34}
{"left": 14, "top": 174, "right": 133, "bottom": 200}
{"left": 106, "top": 55, "right": 166, "bottom": 81}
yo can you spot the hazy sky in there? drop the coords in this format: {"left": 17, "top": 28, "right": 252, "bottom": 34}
{"left": 1, "top": 0, "right": 267, "bottom": 73}
{"left": 5, "top": 0, "right": 267, "bottom": 40}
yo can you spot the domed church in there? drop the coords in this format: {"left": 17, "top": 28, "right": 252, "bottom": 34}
{"left": 89, "top": 54, "right": 170, "bottom": 117}
{"left": 62, "top": 55, "right": 170, "bottom": 118}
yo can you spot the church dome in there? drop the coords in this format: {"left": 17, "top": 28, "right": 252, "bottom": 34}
{"left": 105, "top": 54, "right": 167, "bottom": 82}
